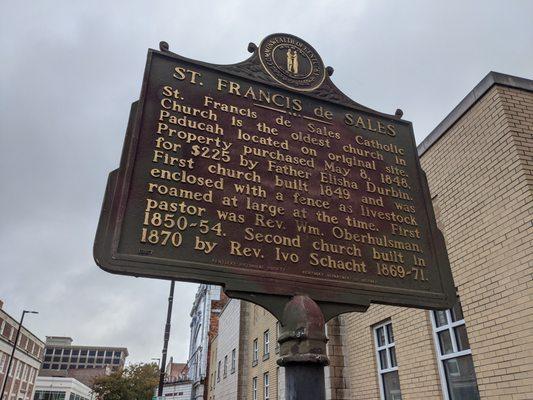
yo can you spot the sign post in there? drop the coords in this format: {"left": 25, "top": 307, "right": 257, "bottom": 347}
{"left": 94, "top": 33, "right": 456, "bottom": 398}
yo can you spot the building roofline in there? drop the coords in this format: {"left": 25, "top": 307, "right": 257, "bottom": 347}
{"left": 418, "top": 71, "right": 533, "bottom": 157}
{"left": 0, "top": 308, "right": 44, "bottom": 345}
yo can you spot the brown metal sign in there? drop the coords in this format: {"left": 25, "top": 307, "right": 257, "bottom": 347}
{"left": 94, "top": 33, "right": 456, "bottom": 316}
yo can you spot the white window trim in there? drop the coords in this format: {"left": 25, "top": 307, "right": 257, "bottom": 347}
{"left": 252, "top": 376, "right": 258, "bottom": 400}
{"left": 264, "top": 330, "right": 270, "bottom": 356}
{"left": 430, "top": 309, "right": 473, "bottom": 400}
{"left": 252, "top": 339, "right": 258, "bottom": 363}
{"left": 263, "top": 371, "right": 269, "bottom": 400}
{"left": 373, "top": 320, "right": 398, "bottom": 400}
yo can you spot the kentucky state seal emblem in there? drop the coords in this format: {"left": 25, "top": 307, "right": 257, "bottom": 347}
{"left": 259, "top": 33, "right": 326, "bottom": 92}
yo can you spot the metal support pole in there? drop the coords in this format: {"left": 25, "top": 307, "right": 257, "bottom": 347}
{"left": 277, "top": 295, "right": 329, "bottom": 400}
{"left": 158, "top": 280, "right": 175, "bottom": 397}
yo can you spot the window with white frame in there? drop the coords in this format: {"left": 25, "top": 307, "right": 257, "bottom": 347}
{"left": 231, "top": 348, "right": 236, "bottom": 373}
{"left": 252, "top": 376, "right": 258, "bottom": 400}
{"left": 263, "top": 371, "right": 269, "bottom": 400}
{"left": 374, "top": 321, "right": 402, "bottom": 400}
{"left": 252, "top": 338, "right": 258, "bottom": 365}
{"left": 263, "top": 330, "right": 270, "bottom": 359}
{"left": 431, "top": 300, "right": 480, "bottom": 400}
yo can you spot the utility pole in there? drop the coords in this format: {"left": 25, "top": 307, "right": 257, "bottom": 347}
{"left": 0, "top": 310, "right": 38, "bottom": 399}
{"left": 158, "top": 281, "right": 175, "bottom": 398}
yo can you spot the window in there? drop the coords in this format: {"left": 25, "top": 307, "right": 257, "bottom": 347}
{"left": 263, "top": 330, "right": 270, "bottom": 360}
{"left": 231, "top": 349, "right": 236, "bottom": 373}
{"left": 223, "top": 355, "right": 228, "bottom": 378}
{"left": 252, "top": 377, "right": 258, "bottom": 400}
{"left": 263, "top": 372, "right": 269, "bottom": 400}
{"left": 374, "top": 321, "right": 402, "bottom": 400}
{"left": 217, "top": 360, "right": 221, "bottom": 382}
{"left": 275, "top": 322, "right": 280, "bottom": 354}
{"left": 0, "top": 352, "right": 7, "bottom": 373}
{"left": 16, "top": 361, "right": 23, "bottom": 378}
{"left": 431, "top": 301, "right": 480, "bottom": 400}
{"left": 252, "top": 338, "right": 258, "bottom": 366}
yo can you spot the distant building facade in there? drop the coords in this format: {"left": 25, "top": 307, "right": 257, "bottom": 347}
{"left": 156, "top": 381, "right": 193, "bottom": 400}
{"left": 204, "top": 299, "right": 351, "bottom": 400}
{"left": 33, "top": 377, "right": 92, "bottom": 400}
{"left": 186, "top": 285, "right": 227, "bottom": 400}
{"left": 0, "top": 300, "right": 45, "bottom": 400}
{"left": 244, "top": 303, "right": 284, "bottom": 400}
{"left": 39, "top": 337, "right": 127, "bottom": 388}
{"left": 165, "top": 358, "right": 188, "bottom": 383}
{"left": 206, "top": 299, "right": 252, "bottom": 400}
{"left": 41, "top": 337, "right": 127, "bottom": 372}
{"left": 341, "top": 72, "right": 533, "bottom": 400}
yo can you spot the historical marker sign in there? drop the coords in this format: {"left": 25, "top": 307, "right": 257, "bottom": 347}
{"left": 94, "top": 33, "right": 455, "bottom": 312}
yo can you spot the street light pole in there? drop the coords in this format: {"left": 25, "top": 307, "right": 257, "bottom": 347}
{"left": 0, "top": 310, "right": 38, "bottom": 399}
{"left": 158, "top": 281, "right": 175, "bottom": 397}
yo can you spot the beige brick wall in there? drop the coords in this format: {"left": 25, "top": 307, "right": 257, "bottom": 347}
{"left": 245, "top": 304, "right": 283, "bottom": 400}
{"left": 343, "top": 84, "right": 533, "bottom": 399}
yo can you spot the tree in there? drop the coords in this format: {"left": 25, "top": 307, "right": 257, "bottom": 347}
{"left": 93, "top": 363, "right": 159, "bottom": 400}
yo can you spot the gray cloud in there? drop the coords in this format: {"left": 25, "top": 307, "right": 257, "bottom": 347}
{"left": 1, "top": 0, "right": 531, "bottom": 363}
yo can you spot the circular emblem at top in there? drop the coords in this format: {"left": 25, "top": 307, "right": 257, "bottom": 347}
{"left": 259, "top": 33, "right": 326, "bottom": 92}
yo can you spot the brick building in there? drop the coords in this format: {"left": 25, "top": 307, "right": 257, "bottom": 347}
{"left": 0, "top": 301, "right": 45, "bottom": 400}
{"left": 341, "top": 72, "right": 533, "bottom": 400}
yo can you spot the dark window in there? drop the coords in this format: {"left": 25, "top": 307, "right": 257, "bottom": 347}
{"left": 105, "top": 351, "right": 112, "bottom": 357}
{"left": 45, "top": 349, "right": 53, "bottom": 355}
{"left": 114, "top": 351, "right": 121, "bottom": 358}
{"left": 80, "top": 350, "right": 87, "bottom": 356}
{"left": 113, "top": 359, "right": 120, "bottom": 365}
{"left": 51, "top": 364, "right": 59, "bottom": 370}
{"left": 44, "top": 356, "right": 52, "bottom": 362}
{"left": 88, "top": 350, "right": 96, "bottom": 356}
{"left": 87, "top": 358, "right": 94, "bottom": 363}
{"left": 60, "top": 364, "right": 67, "bottom": 370}
{"left": 79, "top": 358, "right": 86, "bottom": 363}
{"left": 432, "top": 300, "right": 480, "bottom": 400}
{"left": 42, "top": 363, "right": 50, "bottom": 369}
{"left": 97, "top": 350, "right": 104, "bottom": 357}
{"left": 104, "top": 358, "right": 112, "bottom": 364}
{"left": 71, "top": 349, "right": 79, "bottom": 356}
{"left": 63, "top": 349, "right": 71, "bottom": 355}
{"left": 96, "top": 358, "right": 103, "bottom": 364}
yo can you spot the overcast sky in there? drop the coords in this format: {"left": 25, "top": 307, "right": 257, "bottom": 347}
{"left": 1, "top": 1, "right": 532, "bottom": 365}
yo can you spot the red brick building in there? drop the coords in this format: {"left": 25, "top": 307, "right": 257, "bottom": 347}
{"left": 0, "top": 300, "right": 45, "bottom": 400}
